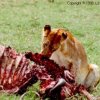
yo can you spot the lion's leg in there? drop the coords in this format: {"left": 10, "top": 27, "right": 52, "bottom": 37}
{"left": 84, "top": 64, "right": 100, "bottom": 90}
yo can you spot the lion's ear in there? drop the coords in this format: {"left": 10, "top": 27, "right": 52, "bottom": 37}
{"left": 44, "top": 25, "right": 51, "bottom": 31}
{"left": 62, "top": 32, "right": 67, "bottom": 39}
{"left": 43, "top": 25, "right": 51, "bottom": 36}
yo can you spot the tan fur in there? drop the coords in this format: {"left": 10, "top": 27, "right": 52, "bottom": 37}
{"left": 41, "top": 25, "right": 100, "bottom": 89}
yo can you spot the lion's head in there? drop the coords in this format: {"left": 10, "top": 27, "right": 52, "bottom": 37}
{"left": 41, "top": 25, "right": 75, "bottom": 57}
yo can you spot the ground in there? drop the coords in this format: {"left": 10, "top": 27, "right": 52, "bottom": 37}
{"left": 0, "top": 0, "right": 100, "bottom": 99}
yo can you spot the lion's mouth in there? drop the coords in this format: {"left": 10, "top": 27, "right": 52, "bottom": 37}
{"left": 41, "top": 50, "right": 52, "bottom": 58}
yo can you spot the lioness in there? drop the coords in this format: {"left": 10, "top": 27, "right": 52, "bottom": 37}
{"left": 41, "top": 25, "right": 100, "bottom": 89}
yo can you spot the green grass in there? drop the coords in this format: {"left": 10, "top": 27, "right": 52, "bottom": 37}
{"left": 0, "top": 0, "right": 100, "bottom": 99}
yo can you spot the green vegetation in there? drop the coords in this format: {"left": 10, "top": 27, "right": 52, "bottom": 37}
{"left": 0, "top": 0, "right": 100, "bottom": 99}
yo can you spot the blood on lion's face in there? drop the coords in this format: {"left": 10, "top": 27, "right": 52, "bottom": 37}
{"left": 41, "top": 25, "right": 67, "bottom": 57}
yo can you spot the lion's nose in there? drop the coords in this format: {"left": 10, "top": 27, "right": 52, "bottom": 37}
{"left": 40, "top": 50, "right": 45, "bottom": 54}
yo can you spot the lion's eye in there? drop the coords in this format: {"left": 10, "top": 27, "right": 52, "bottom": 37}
{"left": 43, "top": 43, "right": 48, "bottom": 48}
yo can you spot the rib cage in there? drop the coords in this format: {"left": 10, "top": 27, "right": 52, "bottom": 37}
{"left": 0, "top": 45, "right": 37, "bottom": 94}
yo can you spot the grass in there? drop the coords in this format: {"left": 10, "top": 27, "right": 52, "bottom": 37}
{"left": 0, "top": 0, "right": 100, "bottom": 99}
